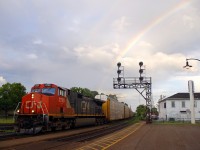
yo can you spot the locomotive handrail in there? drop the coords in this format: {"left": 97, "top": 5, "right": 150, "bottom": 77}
{"left": 13, "top": 102, "right": 22, "bottom": 120}
{"left": 41, "top": 103, "right": 49, "bottom": 122}
{"left": 42, "top": 103, "right": 49, "bottom": 114}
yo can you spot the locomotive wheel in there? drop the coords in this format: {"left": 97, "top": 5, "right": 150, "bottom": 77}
{"left": 70, "top": 120, "right": 76, "bottom": 129}
{"left": 62, "top": 125, "right": 66, "bottom": 130}
{"left": 51, "top": 127, "right": 56, "bottom": 131}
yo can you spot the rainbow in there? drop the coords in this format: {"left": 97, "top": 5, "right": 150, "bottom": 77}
{"left": 116, "top": 0, "right": 191, "bottom": 62}
{"left": 97, "top": 0, "right": 191, "bottom": 91}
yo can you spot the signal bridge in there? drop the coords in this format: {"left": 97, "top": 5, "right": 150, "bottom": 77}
{"left": 113, "top": 62, "right": 152, "bottom": 123}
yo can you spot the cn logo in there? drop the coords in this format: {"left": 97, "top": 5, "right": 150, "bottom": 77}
{"left": 25, "top": 101, "right": 42, "bottom": 109}
{"left": 26, "top": 101, "right": 33, "bottom": 109}
{"left": 81, "top": 101, "right": 89, "bottom": 113}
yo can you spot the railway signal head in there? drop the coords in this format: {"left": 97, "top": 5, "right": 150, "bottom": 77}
{"left": 139, "top": 61, "right": 143, "bottom": 67}
{"left": 117, "top": 77, "right": 121, "bottom": 82}
{"left": 139, "top": 69, "right": 143, "bottom": 74}
{"left": 117, "top": 62, "right": 121, "bottom": 68}
{"left": 117, "top": 70, "right": 121, "bottom": 74}
{"left": 139, "top": 76, "right": 143, "bottom": 81}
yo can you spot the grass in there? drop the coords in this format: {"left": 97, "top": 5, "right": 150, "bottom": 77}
{"left": 127, "top": 117, "right": 140, "bottom": 125}
{"left": 0, "top": 117, "right": 14, "bottom": 124}
{"left": 152, "top": 120, "right": 200, "bottom": 126}
{"left": 0, "top": 129, "right": 15, "bottom": 133}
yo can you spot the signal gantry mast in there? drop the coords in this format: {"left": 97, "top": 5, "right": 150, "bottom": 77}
{"left": 113, "top": 62, "right": 152, "bottom": 123}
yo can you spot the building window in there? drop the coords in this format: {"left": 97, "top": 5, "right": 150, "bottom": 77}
{"left": 164, "top": 102, "right": 166, "bottom": 108}
{"left": 171, "top": 101, "right": 175, "bottom": 108}
{"left": 59, "top": 89, "right": 66, "bottom": 97}
{"left": 182, "top": 101, "right": 185, "bottom": 108}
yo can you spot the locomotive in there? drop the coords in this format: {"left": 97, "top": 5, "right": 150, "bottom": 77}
{"left": 14, "top": 83, "right": 133, "bottom": 133}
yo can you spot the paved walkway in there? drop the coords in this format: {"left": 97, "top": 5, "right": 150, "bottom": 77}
{"left": 108, "top": 124, "right": 200, "bottom": 150}
{"left": 77, "top": 122, "right": 145, "bottom": 150}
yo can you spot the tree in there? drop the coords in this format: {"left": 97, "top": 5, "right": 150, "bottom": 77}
{"left": 151, "top": 107, "right": 159, "bottom": 116}
{"left": 70, "top": 87, "right": 98, "bottom": 98}
{"left": 91, "top": 91, "right": 99, "bottom": 98}
{"left": 0, "top": 83, "right": 26, "bottom": 116}
{"left": 136, "top": 104, "right": 147, "bottom": 120}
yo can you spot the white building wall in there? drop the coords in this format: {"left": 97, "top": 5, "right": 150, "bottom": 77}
{"left": 159, "top": 99, "right": 200, "bottom": 121}
{"left": 158, "top": 101, "right": 167, "bottom": 119}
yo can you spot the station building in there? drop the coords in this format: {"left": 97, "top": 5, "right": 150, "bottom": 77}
{"left": 158, "top": 93, "right": 200, "bottom": 121}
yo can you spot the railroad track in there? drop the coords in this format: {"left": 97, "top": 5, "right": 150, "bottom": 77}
{"left": 0, "top": 124, "right": 14, "bottom": 130}
{"left": 46, "top": 120, "right": 131, "bottom": 149}
{"left": 0, "top": 119, "right": 134, "bottom": 150}
{"left": 0, "top": 124, "right": 104, "bottom": 141}
{"left": 0, "top": 124, "right": 16, "bottom": 141}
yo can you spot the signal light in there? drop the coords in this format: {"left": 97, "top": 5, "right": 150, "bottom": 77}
{"left": 117, "top": 77, "right": 121, "bottom": 82}
{"left": 139, "top": 77, "right": 143, "bottom": 81}
{"left": 139, "top": 61, "right": 143, "bottom": 66}
{"left": 117, "top": 62, "right": 121, "bottom": 67}
{"left": 139, "top": 69, "right": 143, "bottom": 74}
{"left": 117, "top": 70, "right": 121, "bottom": 74}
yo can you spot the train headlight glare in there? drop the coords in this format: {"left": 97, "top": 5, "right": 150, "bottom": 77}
{"left": 32, "top": 110, "right": 35, "bottom": 113}
{"left": 31, "top": 94, "right": 34, "bottom": 99}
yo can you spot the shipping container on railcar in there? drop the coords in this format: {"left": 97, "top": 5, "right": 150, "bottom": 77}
{"left": 124, "top": 103, "right": 130, "bottom": 119}
{"left": 102, "top": 98, "right": 125, "bottom": 121}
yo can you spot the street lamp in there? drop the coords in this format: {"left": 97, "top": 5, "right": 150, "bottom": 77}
{"left": 183, "top": 58, "right": 200, "bottom": 69}
{"left": 183, "top": 58, "right": 200, "bottom": 124}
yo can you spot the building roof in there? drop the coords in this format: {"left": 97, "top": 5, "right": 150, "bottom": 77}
{"left": 158, "top": 93, "right": 200, "bottom": 103}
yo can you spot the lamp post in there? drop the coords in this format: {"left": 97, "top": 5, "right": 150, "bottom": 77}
{"left": 183, "top": 58, "right": 200, "bottom": 69}
{"left": 183, "top": 58, "right": 200, "bottom": 124}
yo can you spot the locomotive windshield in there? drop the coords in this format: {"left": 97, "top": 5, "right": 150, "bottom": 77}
{"left": 42, "top": 88, "right": 56, "bottom": 95}
{"left": 31, "top": 88, "right": 56, "bottom": 95}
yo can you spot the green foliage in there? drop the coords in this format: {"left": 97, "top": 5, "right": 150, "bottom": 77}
{"left": 70, "top": 87, "right": 98, "bottom": 98}
{"left": 0, "top": 117, "right": 14, "bottom": 124}
{"left": 0, "top": 83, "right": 26, "bottom": 116}
{"left": 151, "top": 107, "right": 159, "bottom": 115}
{"left": 136, "top": 104, "right": 147, "bottom": 120}
{"left": 91, "top": 91, "right": 98, "bottom": 98}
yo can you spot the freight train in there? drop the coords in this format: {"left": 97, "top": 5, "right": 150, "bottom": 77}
{"left": 14, "top": 83, "right": 133, "bottom": 133}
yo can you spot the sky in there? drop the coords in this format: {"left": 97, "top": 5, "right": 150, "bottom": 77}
{"left": 0, "top": 0, "right": 200, "bottom": 111}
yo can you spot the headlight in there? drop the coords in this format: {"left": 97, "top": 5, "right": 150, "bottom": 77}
{"left": 31, "top": 110, "right": 35, "bottom": 113}
{"left": 31, "top": 94, "right": 34, "bottom": 99}
{"left": 17, "top": 109, "right": 20, "bottom": 113}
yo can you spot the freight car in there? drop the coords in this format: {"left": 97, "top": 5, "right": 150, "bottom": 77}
{"left": 14, "top": 83, "right": 133, "bottom": 133}
{"left": 102, "top": 98, "right": 133, "bottom": 121}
